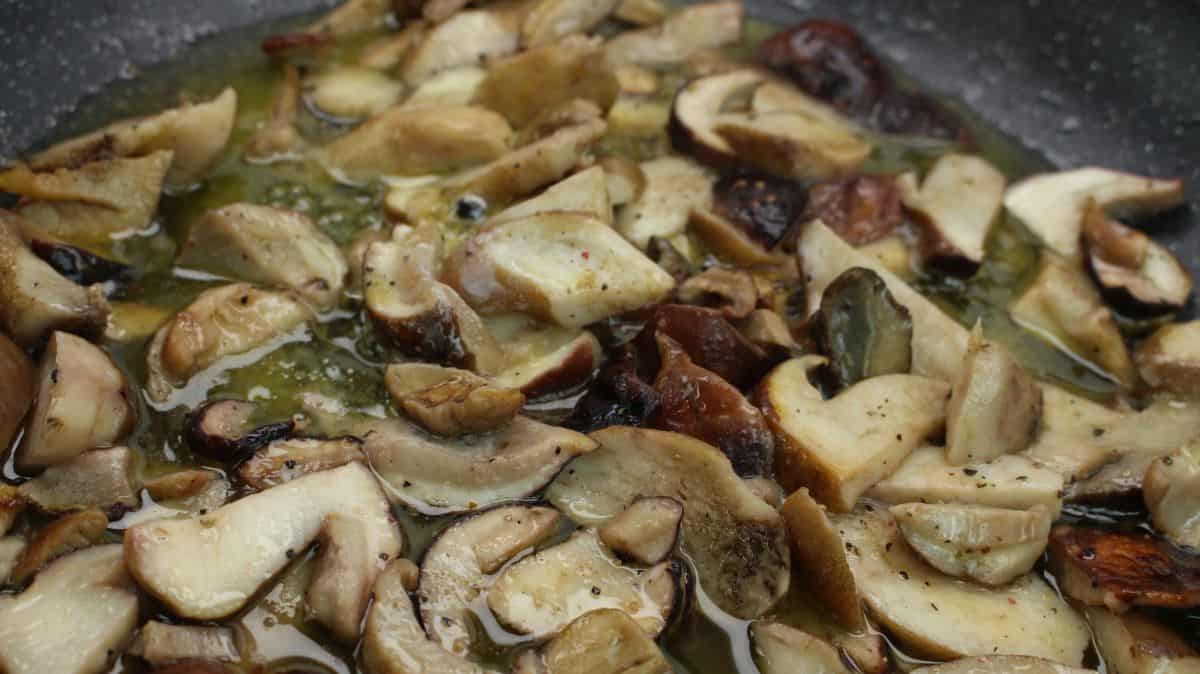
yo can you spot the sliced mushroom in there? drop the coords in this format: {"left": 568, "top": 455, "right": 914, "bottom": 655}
{"left": 709, "top": 170, "right": 808, "bottom": 251}
{"left": 305, "top": 513, "right": 378, "bottom": 643}
{"left": 143, "top": 470, "right": 222, "bottom": 502}
{"left": 758, "top": 356, "right": 950, "bottom": 511}
{"left": 385, "top": 362, "right": 524, "bottom": 436}
{"left": 418, "top": 505, "right": 561, "bottom": 655}
{"left": 615, "top": 156, "right": 713, "bottom": 249}
{"left": 0, "top": 536, "right": 25, "bottom": 582}
{"left": 868, "top": 446, "right": 1065, "bottom": 516}
{"left": 1065, "top": 450, "right": 1163, "bottom": 505}
{"left": 651, "top": 332, "right": 774, "bottom": 476}
{"left": 1135, "top": 321, "right": 1200, "bottom": 394}
{"left": 146, "top": 283, "right": 313, "bottom": 402}
{"left": 811, "top": 266, "right": 914, "bottom": 390}
{"left": 667, "top": 68, "right": 766, "bottom": 168}
{"left": 15, "top": 331, "right": 135, "bottom": 473}
{"left": 27, "top": 238, "right": 134, "bottom": 290}
{"left": 9, "top": 508, "right": 109, "bottom": 586}
{"left": 422, "top": 0, "right": 473, "bottom": 23}
{"left": 0, "top": 485, "right": 25, "bottom": 536}
{"left": 444, "top": 212, "right": 676, "bottom": 328}
{"left": 634, "top": 303, "right": 776, "bottom": 390}
{"left": 4, "top": 151, "right": 172, "bottom": 244}
{"left": 689, "top": 206, "right": 784, "bottom": 266}
{"left": 945, "top": 324, "right": 1041, "bottom": 465}
{"left": 184, "top": 398, "right": 295, "bottom": 463}
{"left": 402, "top": 8, "right": 520, "bottom": 85}
{"left": 522, "top": 608, "right": 672, "bottom": 674}
{"left": 478, "top": 35, "right": 618, "bottom": 126}
{"left": 1085, "top": 606, "right": 1200, "bottom": 674}
{"left": 891, "top": 503, "right": 1052, "bottom": 586}
{"left": 1047, "top": 526, "right": 1200, "bottom": 611}
{"left": 547, "top": 426, "right": 791, "bottom": 619}
{"left": 563, "top": 346, "right": 661, "bottom": 432}
{"left": 244, "top": 64, "right": 303, "bottom": 161}
{"left": 29, "top": 88, "right": 236, "bottom": 189}
{"left": 486, "top": 317, "right": 602, "bottom": 399}
{"left": 778, "top": 488, "right": 865, "bottom": 631}
{"left": 598, "top": 496, "right": 683, "bottom": 566}
{"left": 308, "top": 0, "right": 397, "bottom": 34}
{"left": 599, "top": 156, "right": 646, "bottom": 207}
{"left": 403, "top": 66, "right": 487, "bottom": 109}
{"left": 1143, "top": 449, "right": 1200, "bottom": 549}
{"left": 1083, "top": 201, "right": 1193, "bottom": 315}
{"left": 614, "top": 63, "right": 659, "bottom": 96}
{"left": 0, "top": 211, "right": 109, "bottom": 347}
{"left": 1003, "top": 168, "right": 1184, "bottom": 259}
{"left": 491, "top": 166, "right": 612, "bottom": 225}
{"left": 317, "top": 105, "right": 513, "bottom": 182}
{"left": 751, "top": 622, "right": 853, "bottom": 674}
{"left": 235, "top": 437, "right": 365, "bottom": 490}
{"left": 677, "top": 268, "right": 758, "bottom": 320}
{"left": 487, "top": 528, "right": 680, "bottom": 638}
{"left": 125, "top": 462, "right": 401, "bottom": 620}
{"left": 0, "top": 545, "right": 139, "bottom": 674}
{"left": 899, "top": 154, "right": 1006, "bottom": 274}
{"left": 516, "top": 98, "right": 606, "bottom": 146}
{"left": 440, "top": 117, "right": 607, "bottom": 206}
{"left": 606, "top": 95, "right": 672, "bottom": 138}
{"left": 806, "top": 176, "right": 903, "bottom": 248}
{"left": 833, "top": 504, "right": 1090, "bottom": 664}
{"left": 129, "top": 621, "right": 239, "bottom": 665}
{"left": 520, "top": 0, "right": 618, "bottom": 47}
{"left": 912, "top": 657, "right": 1096, "bottom": 674}
{"left": 606, "top": 1, "right": 743, "bottom": 66}
{"left": 178, "top": 204, "right": 348, "bottom": 310}
{"left": 361, "top": 558, "right": 501, "bottom": 674}
{"left": 18, "top": 447, "right": 138, "bottom": 515}
{"left": 0, "top": 333, "right": 33, "bottom": 452}
{"left": 614, "top": 0, "right": 666, "bottom": 25}
{"left": 305, "top": 65, "right": 405, "bottom": 120}
{"left": 365, "top": 226, "right": 502, "bottom": 372}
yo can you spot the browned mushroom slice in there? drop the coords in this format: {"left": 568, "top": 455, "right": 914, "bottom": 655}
{"left": 444, "top": 212, "right": 675, "bottom": 328}
{"left": 1008, "top": 251, "right": 1135, "bottom": 387}
{"left": 520, "top": 0, "right": 618, "bottom": 46}
{"left": 0, "top": 485, "right": 25, "bottom": 536}
{"left": 245, "top": 65, "right": 303, "bottom": 161}
{"left": 614, "top": 0, "right": 666, "bottom": 25}
{"left": 752, "top": 622, "right": 854, "bottom": 674}
{"left": 562, "top": 346, "right": 661, "bottom": 432}
{"left": 547, "top": 427, "right": 791, "bottom": 620}
{"left": 418, "top": 505, "right": 561, "bottom": 655}
{"left": 0, "top": 536, "right": 25, "bottom": 582}
{"left": 811, "top": 266, "right": 914, "bottom": 390}
{"left": 15, "top": 331, "right": 135, "bottom": 473}
{"left": 402, "top": 8, "right": 520, "bottom": 85}
{"left": 360, "top": 19, "right": 428, "bottom": 71}
{"left": 305, "top": 66, "right": 405, "bottom": 120}
{"left": 1065, "top": 451, "right": 1164, "bottom": 505}
{"left": 146, "top": 283, "right": 313, "bottom": 402}
{"left": 710, "top": 170, "right": 808, "bottom": 250}
{"left": 944, "top": 324, "right": 1041, "bottom": 465}
{"left": 833, "top": 504, "right": 1090, "bottom": 664}
{"left": 515, "top": 98, "right": 605, "bottom": 146}
{"left": 385, "top": 362, "right": 524, "bottom": 436}
{"left": 805, "top": 176, "right": 904, "bottom": 247}
{"left": 0, "top": 545, "right": 139, "bottom": 674}
{"left": 178, "top": 204, "right": 348, "bottom": 310}
{"left": 361, "top": 558, "right": 501, "bottom": 674}
{"left": 3, "top": 151, "right": 173, "bottom": 245}
{"left": 317, "top": 105, "right": 513, "bottom": 182}
{"left": 487, "top": 528, "right": 681, "bottom": 638}
{"left": 1047, "top": 526, "right": 1200, "bottom": 611}
{"left": 477, "top": 35, "right": 618, "bottom": 126}
{"left": 1083, "top": 202, "right": 1193, "bottom": 315}
{"left": 421, "top": 0, "right": 472, "bottom": 23}
{"left": 758, "top": 355, "right": 949, "bottom": 511}
{"left": 651, "top": 332, "right": 774, "bottom": 476}
{"left": 487, "top": 317, "right": 602, "bottom": 399}
{"left": 9, "top": 508, "right": 109, "bottom": 585}
{"left": 351, "top": 412, "right": 596, "bottom": 512}
{"left": 1085, "top": 606, "right": 1200, "bottom": 674}
{"left": 634, "top": 304, "right": 775, "bottom": 390}
{"left": 518, "top": 608, "right": 672, "bottom": 674}
{"left": 129, "top": 621, "right": 239, "bottom": 666}
{"left": 912, "top": 657, "right": 1096, "bottom": 674}
{"left": 676, "top": 267, "right": 758, "bottom": 320}
{"left": 599, "top": 156, "right": 646, "bottom": 207}
{"left": 144, "top": 470, "right": 223, "bottom": 502}
{"left": 236, "top": 437, "right": 365, "bottom": 490}
{"left": 616, "top": 156, "right": 713, "bottom": 249}
{"left": 29, "top": 88, "right": 236, "bottom": 189}
{"left": 868, "top": 446, "right": 1065, "bottom": 516}
{"left": 0, "top": 211, "right": 109, "bottom": 347}
{"left": 18, "top": 447, "right": 138, "bottom": 515}
{"left": 598, "top": 496, "right": 683, "bottom": 566}
{"left": 1136, "top": 321, "right": 1200, "bottom": 394}
{"left": 778, "top": 488, "right": 865, "bottom": 631}
{"left": 305, "top": 513, "right": 379, "bottom": 643}
{"left": 125, "top": 462, "right": 401, "bottom": 620}
{"left": 737, "top": 309, "right": 802, "bottom": 360}
{"left": 614, "top": 63, "right": 659, "bottom": 96}
{"left": 23, "top": 238, "right": 132, "bottom": 291}
{"left": 1143, "top": 449, "right": 1200, "bottom": 549}
{"left": 1003, "top": 167, "right": 1184, "bottom": 259}
{"left": 364, "top": 225, "right": 502, "bottom": 373}
{"left": 491, "top": 166, "right": 612, "bottom": 225}
{"left": 606, "top": 1, "right": 743, "bottom": 66}
{"left": 668, "top": 68, "right": 767, "bottom": 168}
{"left": 0, "top": 333, "right": 33, "bottom": 452}
{"left": 899, "top": 154, "right": 1006, "bottom": 273}
{"left": 184, "top": 399, "right": 295, "bottom": 463}
{"left": 689, "top": 206, "right": 785, "bottom": 266}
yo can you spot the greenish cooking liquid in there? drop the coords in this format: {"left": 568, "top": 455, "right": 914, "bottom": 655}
{"left": 13, "top": 9, "right": 1163, "bottom": 674}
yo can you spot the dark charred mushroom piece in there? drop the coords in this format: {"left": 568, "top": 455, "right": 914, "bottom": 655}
{"left": 755, "top": 20, "right": 889, "bottom": 117}
{"left": 1047, "top": 526, "right": 1200, "bottom": 611}
{"left": 803, "top": 175, "right": 903, "bottom": 248}
{"left": 872, "top": 89, "right": 971, "bottom": 145}
{"left": 184, "top": 399, "right": 295, "bottom": 463}
{"left": 712, "top": 171, "right": 809, "bottom": 250}
{"left": 564, "top": 346, "right": 661, "bottom": 432}
{"left": 650, "top": 333, "right": 774, "bottom": 476}
{"left": 812, "top": 267, "right": 913, "bottom": 389}
{"left": 633, "top": 304, "right": 777, "bottom": 390}
{"left": 27, "top": 239, "right": 135, "bottom": 291}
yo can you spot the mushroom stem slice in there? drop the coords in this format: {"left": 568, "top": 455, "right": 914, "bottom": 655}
{"left": 899, "top": 154, "right": 1006, "bottom": 273}
{"left": 477, "top": 35, "right": 619, "bottom": 126}
{"left": 1085, "top": 606, "right": 1200, "bottom": 674}
{"left": 10, "top": 508, "right": 109, "bottom": 586}
{"left": 486, "top": 528, "right": 680, "bottom": 638}
{"left": 418, "top": 505, "right": 561, "bottom": 655}
{"left": 531, "top": 608, "right": 673, "bottom": 674}
{"left": 491, "top": 166, "right": 612, "bottom": 226}
{"left": 778, "top": 488, "right": 865, "bottom": 631}
{"left": 1047, "top": 525, "right": 1200, "bottom": 611}
{"left": 751, "top": 622, "right": 854, "bottom": 674}
{"left": 1135, "top": 321, "right": 1200, "bottom": 394}
{"left": 129, "top": 621, "right": 239, "bottom": 665}
{"left": 1143, "top": 448, "right": 1200, "bottom": 549}
{"left": 615, "top": 156, "right": 713, "bottom": 249}
{"left": 386, "top": 362, "right": 524, "bottom": 436}
{"left": 305, "top": 513, "right": 377, "bottom": 643}
{"left": 598, "top": 496, "right": 683, "bottom": 566}
{"left": 402, "top": 9, "right": 520, "bottom": 85}
{"left": 18, "top": 447, "right": 139, "bottom": 515}
{"left": 606, "top": 1, "right": 744, "bottom": 66}
{"left": 235, "top": 437, "right": 365, "bottom": 490}
{"left": 0, "top": 332, "right": 34, "bottom": 452}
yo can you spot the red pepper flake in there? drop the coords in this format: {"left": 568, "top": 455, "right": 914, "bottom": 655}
{"left": 581, "top": 251, "right": 590, "bottom": 260}
{"left": 1007, "top": 597, "right": 1016, "bottom": 605}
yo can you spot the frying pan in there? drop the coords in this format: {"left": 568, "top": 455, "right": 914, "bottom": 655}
{"left": 0, "top": 0, "right": 1197, "bottom": 304}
